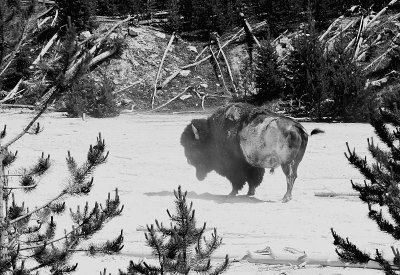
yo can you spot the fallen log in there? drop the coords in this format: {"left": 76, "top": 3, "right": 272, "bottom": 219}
{"left": 114, "top": 80, "right": 142, "bottom": 94}
{"left": 314, "top": 192, "right": 358, "bottom": 197}
{"left": 209, "top": 46, "right": 230, "bottom": 96}
{"left": 319, "top": 15, "right": 345, "bottom": 41}
{"left": 212, "top": 32, "right": 237, "bottom": 96}
{"left": 243, "top": 250, "right": 384, "bottom": 270}
{"left": 239, "top": 12, "right": 262, "bottom": 49}
{"left": 149, "top": 86, "right": 191, "bottom": 112}
{"left": 89, "top": 46, "right": 117, "bottom": 67}
{"left": 32, "top": 32, "right": 59, "bottom": 65}
{"left": 151, "top": 32, "right": 176, "bottom": 109}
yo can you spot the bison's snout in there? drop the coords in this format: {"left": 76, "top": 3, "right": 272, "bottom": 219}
{"left": 196, "top": 169, "right": 207, "bottom": 181}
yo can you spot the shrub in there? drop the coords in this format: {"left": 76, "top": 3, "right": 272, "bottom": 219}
{"left": 244, "top": 41, "right": 285, "bottom": 105}
{"left": 285, "top": 24, "right": 370, "bottom": 120}
{"left": 64, "top": 72, "right": 119, "bottom": 118}
{"left": 324, "top": 42, "right": 372, "bottom": 121}
{"left": 285, "top": 29, "right": 327, "bottom": 119}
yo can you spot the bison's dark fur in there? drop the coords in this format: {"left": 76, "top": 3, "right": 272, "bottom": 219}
{"left": 180, "top": 103, "right": 321, "bottom": 202}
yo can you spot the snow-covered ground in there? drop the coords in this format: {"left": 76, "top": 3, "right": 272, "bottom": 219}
{"left": 3, "top": 110, "right": 394, "bottom": 274}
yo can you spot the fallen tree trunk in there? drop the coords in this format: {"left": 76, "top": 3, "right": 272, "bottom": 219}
{"left": 148, "top": 86, "right": 191, "bottom": 112}
{"left": 243, "top": 251, "right": 385, "bottom": 270}
{"left": 314, "top": 192, "right": 358, "bottom": 197}
{"left": 151, "top": 32, "right": 176, "bottom": 109}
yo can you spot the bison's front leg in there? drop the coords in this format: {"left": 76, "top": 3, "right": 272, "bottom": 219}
{"left": 229, "top": 187, "right": 239, "bottom": 196}
{"left": 228, "top": 178, "right": 245, "bottom": 196}
{"left": 246, "top": 166, "right": 264, "bottom": 196}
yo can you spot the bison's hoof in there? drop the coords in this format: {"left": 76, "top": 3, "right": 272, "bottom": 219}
{"left": 229, "top": 190, "right": 238, "bottom": 196}
{"left": 282, "top": 195, "right": 292, "bottom": 203}
{"left": 247, "top": 188, "right": 255, "bottom": 196}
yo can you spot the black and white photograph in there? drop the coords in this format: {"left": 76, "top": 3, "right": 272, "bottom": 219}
{"left": 0, "top": 0, "right": 399, "bottom": 274}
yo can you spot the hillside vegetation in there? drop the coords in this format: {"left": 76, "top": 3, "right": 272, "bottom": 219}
{"left": 1, "top": 0, "right": 400, "bottom": 121}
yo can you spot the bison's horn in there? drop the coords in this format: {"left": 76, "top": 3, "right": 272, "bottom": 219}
{"left": 191, "top": 124, "right": 200, "bottom": 140}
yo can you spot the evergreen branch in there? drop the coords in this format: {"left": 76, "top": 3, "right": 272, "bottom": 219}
{"left": 331, "top": 228, "right": 371, "bottom": 264}
{"left": 210, "top": 254, "right": 229, "bottom": 275}
{"left": 375, "top": 249, "right": 397, "bottom": 275}
{"left": 351, "top": 180, "right": 385, "bottom": 205}
{"left": 345, "top": 142, "right": 377, "bottom": 182}
{"left": 368, "top": 207, "right": 400, "bottom": 239}
{"left": 370, "top": 113, "right": 396, "bottom": 152}
{"left": 2, "top": 100, "right": 50, "bottom": 149}
{"left": 86, "top": 229, "right": 124, "bottom": 255}
{"left": 119, "top": 260, "right": 160, "bottom": 275}
{"left": 9, "top": 191, "right": 66, "bottom": 225}
{"left": 368, "top": 138, "right": 396, "bottom": 174}
{"left": 2, "top": 149, "right": 17, "bottom": 168}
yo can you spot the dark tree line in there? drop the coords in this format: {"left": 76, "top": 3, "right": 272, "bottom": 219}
{"left": 55, "top": 0, "right": 394, "bottom": 35}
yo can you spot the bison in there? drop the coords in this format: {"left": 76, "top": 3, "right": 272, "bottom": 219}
{"left": 180, "top": 103, "right": 323, "bottom": 202}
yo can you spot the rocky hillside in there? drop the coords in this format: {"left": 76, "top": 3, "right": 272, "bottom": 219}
{"left": 90, "top": 22, "right": 227, "bottom": 112}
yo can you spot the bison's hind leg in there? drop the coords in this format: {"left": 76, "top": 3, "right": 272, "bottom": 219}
{"left": 281, "top": 163, "right": 296, "bottom": 202}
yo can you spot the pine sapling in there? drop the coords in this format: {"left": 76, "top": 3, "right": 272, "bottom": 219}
{"left": 120, "top": 186, "right": 229, "bottom": 275}
{"left": 332, "top": 108, "right": 400, "bottom": 273}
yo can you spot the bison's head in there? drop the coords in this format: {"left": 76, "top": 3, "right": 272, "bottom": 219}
{"left": 180, "top": 119, "right": 212, "bottom": 181}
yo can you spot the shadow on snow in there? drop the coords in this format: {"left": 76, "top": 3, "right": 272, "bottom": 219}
{"left": 144, "top": 190, "right": 274, "bottom": 204}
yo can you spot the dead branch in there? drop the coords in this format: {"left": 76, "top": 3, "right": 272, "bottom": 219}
{"left": 38, "top": 16, "right": 51, "bottom": 28}
{"left": 89, "top": 46, "right": 117, "bottom": 67}
{"left": 180, "top": 21, "right": 267, "bottom": 71}
{"left": 272, "top": 30, "right": 288, "bottom": 45}
{"left": 363, "top": 44, "right": 398, "bottom": 72}
{"left": 65, "top": 16, "right": 132, "bottom": 84}
{"left": 158, "top": 21, "right": 266, "bottom": 93}
{"left": 344, "top": 37, "right": 356, "bottom": 53}
{"left": 326, "top": 18, "right": 360, "bottom": 45}
{"left": 354, "top": 16, "right": 371, "bottom": 60}
{"left": 114, "top": 80, "right": 142, "bottom": 94}
{"left": 32, "top": 32, "right": 58, "bottom": 65}
{"left": 160, "top": 70, "right": 181, "bottom": 89}
{"left": 209, "top": 46, "right": 230, "bottom": 95}
{"left": 0, "top": 80, "right": 23, "bottom": 104}
{"left": 194, "top": 46, "right": 209, "bottom": 62}
{"left": 51, "top": 9, "right": 58, "bottom": 26}
{"left": 148, "top": 86, "right": 191, "bottom": 112}
{"left": 319, "top": 15, "right": 345, "bottom": 42}
{"left": 239, "top": 13, "right": 262, "bottom": 49}
{"left": 34, "top": 6, "right": 54, "bottom": 21}
{"left": 151, "top": 32, "right": 176, "bottom": 109}
{"left": 212, "top": 33, "right": 237, "bottom": 95}
{"left": 365, "top": 0, "right": 399, "bottom": 30}
{"left": 201, "top": 94, "right": 207, "bottom": 110}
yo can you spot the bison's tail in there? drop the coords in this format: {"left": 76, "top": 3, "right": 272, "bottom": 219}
{"left": 310, "top": 128, "right": 325, "bottom": 135}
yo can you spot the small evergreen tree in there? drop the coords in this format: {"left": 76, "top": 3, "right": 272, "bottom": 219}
{"left": 285, "top": 18, "right": 327, "bottom": 119}
{"left": 120, "top": 186, "right": 229, "bottom": 275}
{"left": 0, "top": 9, "right": 124, "bottom": 274}
{"left": 55, "top": 0, "right": 97, "bottom": 32}
{"left": 64, "top": 71, "right": 119, "bottom": 118}
{"left": 244, "top": 41, "right": 284, "bottom": 105}
{"left": 332, "top": 107, "right": 400, "bottom": 273}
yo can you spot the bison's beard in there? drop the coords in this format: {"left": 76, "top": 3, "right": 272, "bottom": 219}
{"left": 196, "top": 169, "right": 207, "bottom": 181}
